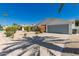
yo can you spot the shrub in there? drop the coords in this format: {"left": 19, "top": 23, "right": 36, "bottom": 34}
{"left": 35, "top": 31, "right": 40, "bottom": 34}
{"left": 18, "top": 26, "right": 22, "bottom": 30}
{"left": 0, "top": 25, "right": 3, "bottom": 31}
{"left": 5, "top": 26, "right": 17, "bottom": 33}
{"left": 34, "top": 26, "right": 39, "bottom": 31}
{"left": 30, "top": 26, "right": 36, "bottom": 31}
{"left": 23, "top": 33, "right": 27, "bottom": 38}
{"left": 4, "top": 31, "right": 15, "bottom": 37}
{"left": 38, "top": 25, "right": 46, "bottom": 33}
{"left": 12, "top": 23, "right": 22, "bottom": 30}
{"left": 24, "top": 26, "right": 31, "bottom": 32}
{"left": 30, "top": 26, "right": 34, "bottom": 31}
{"left": 4, "top": 26, "right": 17, "bottom": 37}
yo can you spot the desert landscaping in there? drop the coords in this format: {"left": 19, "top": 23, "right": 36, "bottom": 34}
{"left": 0, "top": 3, "right": 79, "bottom": 56}
{"left": 0, "top": 30, "right": 79, "bottom": 56}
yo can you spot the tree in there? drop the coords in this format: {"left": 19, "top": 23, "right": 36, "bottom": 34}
{"left": 58, "top": 3, "right": 77, "bottom": 13}
{"left": 24, "top": 26, "right": 31, "bottom": 32}
{"left": 0, "top": 25, "right": 3, "bottom": 30}
{"left": 38, "top": 25, "right": 46, "bottom": 33}
{"left": 4, "top": 24, "right": 19, "bottom": 37}
{"left": 12, "top": 23, "right": 22, "bottom": 30}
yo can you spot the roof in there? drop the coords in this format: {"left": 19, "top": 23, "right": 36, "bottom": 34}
{"left": 37, "top": 18, "right": 73, "bottom": 26}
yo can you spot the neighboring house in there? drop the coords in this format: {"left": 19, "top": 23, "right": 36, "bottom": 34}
{"left": 37, "top": 18, "right": 79, "bottom": 34}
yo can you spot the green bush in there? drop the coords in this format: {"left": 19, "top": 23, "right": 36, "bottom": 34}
{"left": 12, "top": 23, "right": 22, "bottom": 30}
{"left": 4, "top": 23, "right": 22, "bottom": 37}
{"left": 4, "top": 31, "right": 15, "bottom": 37}
{"left": 5, "top": 26, "right": 17, "bottom": 33}
{"left": 24, "top": 26, "right": 40, "bottom": 32}
{"left": 30, "top": 26, "right": 34, "bottom": 31}
{"left": 24, "top": 26, "right": 31, "bottom": 32}
{"left": 30, "top": 26, "right": 37, "bottom": 31}
{"left": 5, "top": 26, "right": 17, "bottom": 37}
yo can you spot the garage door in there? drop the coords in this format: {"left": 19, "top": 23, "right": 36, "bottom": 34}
{"left": 47, "top": 24, "right": 69, "bottom": 34}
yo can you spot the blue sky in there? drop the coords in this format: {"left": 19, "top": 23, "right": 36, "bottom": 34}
{"left": 0, "top": 3, "right": 79, "bottom": 25}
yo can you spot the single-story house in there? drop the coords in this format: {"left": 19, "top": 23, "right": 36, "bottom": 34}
{"left": 37, "top": 18, "right": 79, "bottom": 34}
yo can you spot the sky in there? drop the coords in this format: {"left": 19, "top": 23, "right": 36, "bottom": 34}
{"left": 0, "top": 3, "right": 79, "bottom": 25}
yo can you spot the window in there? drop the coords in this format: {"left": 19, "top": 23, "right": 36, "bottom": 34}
{"left": 72, "top": 29, "right": 77, "bottom": 34}
{"left": 75, "top": 20, "right": 79, "bottom": 26}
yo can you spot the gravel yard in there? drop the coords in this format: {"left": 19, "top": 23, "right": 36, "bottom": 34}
{"left": 0, "top": 31, "right": 79, "bottom": 56}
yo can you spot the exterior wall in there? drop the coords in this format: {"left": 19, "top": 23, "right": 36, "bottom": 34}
{"left": 46, "top": 25, "right": 48, "bottom": 32}
{"left": 69, "top": 24, "right": 73, "bottom": 34}
{"left": 47, "top": 24, "right": 71, "bottom": 34}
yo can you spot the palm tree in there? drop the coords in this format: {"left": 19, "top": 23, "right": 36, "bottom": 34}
{"left": 58, "top": 3, "right": 77, "bottom": 13}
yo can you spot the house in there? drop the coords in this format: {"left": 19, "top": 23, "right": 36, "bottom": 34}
{"left": 37, "top": 18, "right": 79, "bottom": 34}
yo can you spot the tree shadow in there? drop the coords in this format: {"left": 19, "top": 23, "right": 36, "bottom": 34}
{"left": 64, "top": 41, "right": 79, "bottom": 44}
{"left": 0, "top": 36, "right": 79, "bottom": 56}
